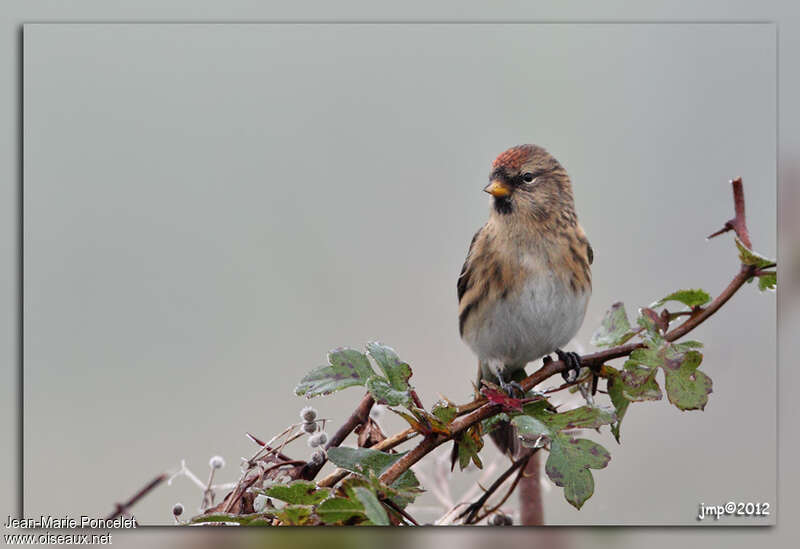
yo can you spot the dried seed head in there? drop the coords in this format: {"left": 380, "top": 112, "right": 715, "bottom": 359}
{"left": 300, "top": 406, "right": 318, "bottom": 422}
{"left": 308, "top": 431, "right": 328, "bottom": 448}
{"left": 209, "top": 456, "right": 225, "bottom": 470}
{"left": 302, "top": 421, "right": 317, "bottom": 434}
{"left": 172, "top": 503, "right": 184, "bottom": 516}
{"left": 310, "top": 450, "right": 325, "bottom": 466}
{"left": 489, "top": 513, "right": 513, "bottom": 526}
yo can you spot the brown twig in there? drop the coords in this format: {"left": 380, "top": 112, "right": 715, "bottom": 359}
{"left": 300, "top": 393, "right": 375, "bottom": 481}
{"left": 378, "top": 178, "right": 760, "bottom": 487}
{"left": 245, "top": 432, "right": 295, "bottom": 462}
{"left": 106, "top": 473, "right": 167, "bottom": 520}
{"left": 383, "top": 498, "right": 420, "bottom": 526}
{"left": 456, "top": 451, "right": 535, "bottom": 524}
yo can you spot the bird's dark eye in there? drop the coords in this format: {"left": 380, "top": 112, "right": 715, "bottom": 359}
{"left": 522, "top": 172, "right": 535, "bottom": 182}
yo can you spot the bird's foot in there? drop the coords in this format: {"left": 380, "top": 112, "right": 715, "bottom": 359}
{"left": 556, "top": 349, "right": 582, "bottom": 383}
{"left": 499, "top": 378, "right": 525, "bottom": 399}
{"left": 488, "top": 362, "right": 525, "bottom": 399}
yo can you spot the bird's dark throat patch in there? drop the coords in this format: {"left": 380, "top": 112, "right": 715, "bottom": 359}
{"left": 493, "top": 196, "right": 513, "bottom": 215}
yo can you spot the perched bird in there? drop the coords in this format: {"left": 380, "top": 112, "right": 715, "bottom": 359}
{"left": 457, "top": 144, "right": 593, "bottom": 456}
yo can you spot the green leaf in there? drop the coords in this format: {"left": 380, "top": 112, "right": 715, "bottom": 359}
{"left": 545, "top": 435, "right": 611, "bottom": 510}
{"left": 541, "top": 405, "right": 617, "bottom": 432}
{"left": 590, "top": 302, "right": 636, "bottom": 347}
{"left": 513, "top": 406, "right": 615, "bottom": 448}
{"left": 618, "top": 362, "right": 663, "bottom": 402}
{"left": 366, "top": 376, "right": 412, "bottom": 406}
{"left": 653, "top": 289, "right": 711, "bottom": 309}
{"left": 758, "top": 272, "right": 776, "bottom": 292}
{"left": 606, "top": 363, "right": 662, "bottom": 443}
{"left": 511, "top": 415, "right": 551, "bottom": 448}
{"left": 363, "top": 342, "right": 413, "bottom": 406}
{"left": 353, "top": 487, "right": 390, "bottom": 526}
{"left": 262, "top": 480, "right": 330, "bottom": 505}
{"left": 454, "top": 425, "right": 484, "bottom": 470}
{"left": 274, "top": 505, "right": 314, "bottom": 525}
{"left": 636, "top": 310, "right": 666, "bottom": 343}
{"left": 606, "top": 370, "right": 630, "bottom": 443}
{"left": 295, "top": 347, "right": 376, "bottom": 398}
{"left": 326, "top": 447, "right": 419, "bottom": 489}
{"left": 735, "top": 237, "right": 775, "bottom": 269}
{"left": 188, "top": 512, "right": 273, "bottom": 526}
{"left": 628, "top": 339, "right": 712, "bottom": 411}
{"left": 431, "top": 400, "right": 458, "bottom": 424}
{"left": 662, "top": 350, "right": 713, "bottom": 410}
{"left": 366, "top": 342, "right": 412, "bottom": 390}
{"left": 316, "top": 497, "right": 365, "bottom": 524}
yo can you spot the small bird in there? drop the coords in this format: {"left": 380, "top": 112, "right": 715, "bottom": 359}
{"left": 457, "top": 144, "right": 593, "bottom": 455}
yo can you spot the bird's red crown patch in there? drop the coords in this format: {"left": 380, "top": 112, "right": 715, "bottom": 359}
{"left": 492, "top": 144, "right": 535, "bottom": 172}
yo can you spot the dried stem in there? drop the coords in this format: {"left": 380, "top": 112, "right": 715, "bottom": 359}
{"left": 457, "top": 450, "right": 535, "bottom": 524}
{"left": 106, "top": 473, "right": 167, "bottom": 520}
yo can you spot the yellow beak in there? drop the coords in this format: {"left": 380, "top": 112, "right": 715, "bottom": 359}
{"left": 483, "top": 179, "right": 512, "bottom": 198}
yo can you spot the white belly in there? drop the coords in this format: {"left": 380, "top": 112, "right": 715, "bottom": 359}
{"left": 464, "top": 273, "right": 588, "bottom": 367}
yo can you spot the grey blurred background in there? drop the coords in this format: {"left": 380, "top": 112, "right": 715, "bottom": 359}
{"left": 21, "top": 22, "right": 775, "bottom": 526}
{"left": 1, "top": 0, "right": 797, "bottom": 547}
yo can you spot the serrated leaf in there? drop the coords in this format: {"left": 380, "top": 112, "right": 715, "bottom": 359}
{"left": 326, "top": 446, "right": 419, "bottom": 489}
{"left": 543, "top": 406, "right": 617, "bottom": 432}
{"left": 662, "top": 350, "right": 713, "bottom": 410}
{"left": 735, "top": 237, "right": 775, "bottom": 269}
{"left": 513, "top": 405, "right": 615, "bottom": 449}
{"left": 295, "top": 347, "right": 376, "bottom": 398}
{"left": 262, "top": 480, "right": 330, "bottom": 505}
{"left": 274, "top": 505, "right": 314, "bottom": 525}
{"left": 480, "top": 385, "right": 523, "bottom": 411}
{"left": 606, "top": 363, "right": 662, "bottom": 443}
{"left": 316, "top": 497, "right": 365, "bottom": 524}
{"left": 618, "top": 362, "right": 663, "bottom": 402}
{"left": 758, "top": 272, "right": 776, "bottom": 292}
{"left": 545, "top": 435, "right": 611, "bottom": 510}
{"left": 353, "top": 487, "right": 390, "bottom": 525}
{"left": 366, "top": 342, "right": 412, "bottom": 390}
{"left": 591, "top": 302, "right": 636, "bottom": 347}
{"left": 606, "top": 370, "right": 630, "bottom": 443}
{"left": 524, "top": 405, "right": 616, "bottom": 435}
{"left": 454, "top": 424, "right": 484, "bottom": 470}
{"left": 366, "top": 376, "right": 412, "bottom": 406}
{"left": 654, "top": 289, "right": 711, "bottom": 309}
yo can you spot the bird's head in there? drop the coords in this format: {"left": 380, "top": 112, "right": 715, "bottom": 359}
{"left": 484, "top": 144, "right": 573, "bottom": 218}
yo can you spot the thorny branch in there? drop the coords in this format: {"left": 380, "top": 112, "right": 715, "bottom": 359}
{"left": 376, "top": 177, "right": 761, "bottom": 487}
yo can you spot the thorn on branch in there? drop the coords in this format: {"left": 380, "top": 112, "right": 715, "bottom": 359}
{"left": 707, "top": 177, "right": 752, "bottom": 249}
